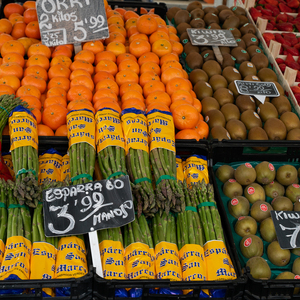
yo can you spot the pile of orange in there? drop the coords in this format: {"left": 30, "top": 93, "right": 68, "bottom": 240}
{"left": 0, "top": 1, "right": 209, "bottom": 140}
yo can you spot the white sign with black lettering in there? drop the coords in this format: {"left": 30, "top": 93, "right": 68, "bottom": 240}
{"left": 271, "top": 210, "right": 300, "bottom": 249}
{"left": 43, "top": 176, "right": 134, "bottom": 237}
{"left": 36, "top": 0, "right": 109, "bottom": 47}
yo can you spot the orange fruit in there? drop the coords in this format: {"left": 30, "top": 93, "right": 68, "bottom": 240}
{"left": 136, "top": 15, "right": 158, "bottom": 35}
{"left": 67, "top": 99, "right": 93, "bottom": 111}
{"left": 0, "top": 34, "right": 14, "bottom": 51}
{"left": 171, "top": 89, "right": 194, "bottom": 105}
{"left": 146, "top": 91, "right": 171, "bottom": 107}
{"left": 125, "top": 17, "right": 138, "bottom": 30}
{"left": 94, "top": 101, "right": 121, "bottom": 114}
{"left": 166, "top": 78, "right": 191, "bottom": 95}
{"left": 140, "top": 61, "right": 161, "bottom": 75}
{"left": 4, "top": 3, "right": 24, "bottom": 18}
{"left": 122, "top": 90, "right": 144, "bottom": 103}
{"left": 149, "top": 31, "right": 169, "bottom": 44}
{"left": 25, "top": 21, "right": 40, "bottom": 39}
{"left": 23, "top": 8, "right": 38, "bottom": 24}
{"left": 23, "top": 1, "right": 36, "bottom": 10}
{"left": 52, "top": 45, "right": 73, "bottom": 58}
{"left": 47, "top": 76, "right": 70, "bottom": 91}
{"left": 1, "top": 40, "right": 25, "bottom": 57}
{"left": 147, "top": 102, "right": 170, "bottom": 112}
{"left": 152, "top": 39, "right": 172, "bottom": 58}
{"left": 175, "top": 129, "right": 200, "bottom": 141}
{"left": 95, "top": 78, "right": 119, "bottom": 95}
{"left": 44, "top": 96, "right": 67, "bottom": 109}
{"left": 11, "top": 21, "right": 26, "bottom": 39}
{"left": 95, "top": 60, "right": 118, "bottom": 76}
{"left": 143, "top": 81, "right": 165, "bottom": 98}
{"left": 118, "top": 59, "right": 140, "bottom": 74}
{"left": 116, "top": 52, "right": 137, "bottom": 64}
{"left": 155, "top": 17, "right": 166, "bottom": 26}
{"left": 70, "top": 69, "right": 92, "bottom": 81}
{"left": 129, "top": 39, "right": 151, "bottom": 58}
{"left": 106, "top": 41, "right": 126, "bottom": 57}
{"left": 169, "top": 32, "right": 180, "bottom": 42}
{"left": 93, "top": 71, "right": 114, "bottom": 84}
{"left": 122, "top": 98, "right": 145, "bottom": 111}
{"left": 167, "top": 25, "right": 177, "bottom": 34}
{"left": 114, "top": 8, "right": 126, "bottom": 16}
{"left": 55, "top": 124, "right": 68, "bottom": 136}
{"left": 0, "top": 84, "right": 15, "bottom": 95}
{"left": 19, "top": 95, "right": 41, "bottom": 110}
{"left": 172, "top": 104, "right": 199, "bottom": 130}
{"left": 26, "top": 54, "right": 50, "bottom": 70}
{"left": 105, "top": 32, "right": 126, "bottom": 45}
{"left": 108, "top": 15, "right": 125, "bottom": 27}
{"left": 193, "top": 99, "right": 202, "bottom": 113}
{"left": 0, "top": 63, "right": 23, "bottom": 80}
{"left": 161, "top": 67, "right": 184, "bottom": 85}
{"left": 194, "top": 119, "right": 209, "bottom": 139}
{"left": 93, "top": 88, "right": 118, "bottom": 104}
{"left": 67, "top": 85, "right": 93, "bottom": 102}
{"left": 9, "top": 14, "right": 24, "bottom": 27}
{"left": 171, "top": 41, "right": 183, "bottom": 56}
{"left": 106, "top": 10, "right": 121, "bottom": 19}
{"left": 2, "top": 52, "right": 25, "bottom": 68}
{"left": 48, "top": 64, "right": 71, "bottom": 80}
{"left": 161, "top": 60, "right": 182, "bottom": 73}
{"left": 46, "top": 87, "right": 67, "bottom": 100}
{"left": 24, "top": 65, "right": 48, "bottom": 81}
{"left": 82, "top": 40, "right": 104, "bottom": 55}
{"left": 160, "top": 53, "right": 179, "bottom": 66}
{"left": 70, "top": 60, "right": 94, "bottom": 75}
{"left": 74, "top": 49, "right": 95, "bottom": 64}
{"left": 27, "top": 43, "right": 51, "bottom": 58}
{"left": 42, "top": 104, "right": 68, "bottom": 130}
{"left": 95, "top": 50, "right": 116, "bottom": 65}
{"left": 127, "top": 26, "right": 139, "bottom": 38}
{"left": 70, "top": 103, "right": 95, "bottom": 114}
{"left": 108, "top": 24, "right": 126, "bottom": 38}
{"left": 31, "top": 107, "right": 41, "bottom": 124}
{"left": 0, "top": 75, "right": 20, "bottom": 91}
{"left": 16, "top": 84, "right": 41, "bottom": 99}
{"left": 124, "top": 11, "right": 139, "bottom": 22}
{"left": 21, "top": 75, "right": 46, "bottom": 93}
{"left": 70, "top": 75, "right": 94, "bottom": 91}
{"left": 50, "top": 55, "right": 72, "bottom": 68}
{"left": 115, "top": 70, "right": 139, "bottom": 86}
{"left": 138, "top": 52, "right": 160, "bottom": 66}
{"left": 119, "top": 82, "right": 143, "bottom": 97}
{"left": 139, "top": 71, "right": 160, "bottom": 87}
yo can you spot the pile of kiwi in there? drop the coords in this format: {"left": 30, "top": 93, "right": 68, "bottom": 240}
{"left": 167, "top": 2, "right": 300, "bottom": 142}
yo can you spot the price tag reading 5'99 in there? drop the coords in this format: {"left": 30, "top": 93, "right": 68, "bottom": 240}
{"left": 36, "top": 0, "right": 109, "bottom": 47}
{"left": 43, "top": 176, "right": 135, "bottom": 237}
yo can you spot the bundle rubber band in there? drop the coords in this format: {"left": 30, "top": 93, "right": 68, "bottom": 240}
{"left": 185, "top": 206, "right": 197, "bottom": 212}
{"left": 197, "top": 202, "right": 217, "bottom": 209}
{"left": 16, "top": 168, "right": 37, "bottom": 180}
{"left": 107, "top": 172, "right": 126, "bottom": 180}
{"left": 133, "top": 177, "right": 152, "bottom": 185}
{"left": 8, "top": 204, "right": 29, "bottom": 211}
{"left": 156, "top": 175, "right": 176, "bottom": 186}
{"left": 71, "top": 173, "right": 93, "bottom": 183}
{"left": 0, "top": 106, "right": 9, "bottom": 116}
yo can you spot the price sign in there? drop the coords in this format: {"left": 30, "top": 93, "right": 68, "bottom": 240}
{"left": 43, "top": 176, "right": 134, "bottom": 237}
{"left": 187, "top": 28, "right": 237, "bottom": 47}
{"left": 234, "top": 80, "right": 280, "bottom": 104}
{"left": 36, "top": 0, "right": 109, "bottom": 47}
{"left": 271, "top": 210, "right": 300, "bottom": 249}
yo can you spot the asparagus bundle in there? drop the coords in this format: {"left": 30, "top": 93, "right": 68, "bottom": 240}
{"left": 67, "top": 109, "right": 96, "bottom": 185}
{"left": 0, "top": 179, "right": 7, "bottom": 264}
{"left": 147, "top": 110, "right": 184, "bottom": 214}
{"left": 152, "top": 212, "right": 182, "bottom": 283}
{"left": 121, "top": 108, "right": 156, "bottom": 217}
{"left": 0, "top": 179, "right": 32, "bottom": 288}
{"left": 9, "top": 106, "right": 39, "bottom": 207}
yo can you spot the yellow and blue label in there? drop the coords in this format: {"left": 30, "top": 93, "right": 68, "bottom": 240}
{"left": 176, "top": 156, "right": 184, "bottom": 182}
{"left": 61, "top": 154, "right": 70, "bottom": 182}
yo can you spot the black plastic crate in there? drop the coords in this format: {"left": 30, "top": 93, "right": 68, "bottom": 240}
{"left": 93, "top": 141, "right": 247, "bottom": 300}
{"left": 210, "top": 140, "right": 300, "bottom": 300}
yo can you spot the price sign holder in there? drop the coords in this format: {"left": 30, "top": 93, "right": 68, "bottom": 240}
{"left": 234, "top": 80, "right": 280, "bottom": 104}
{"left": 43, "top": 176, "right": 134, "bottom": 278}
{"left": 271, "top": 211, "right": 300, "bottom": 249}
{"left": 187, "top": 28, "right": 237, "bottom": 65}
{"left": 36, "top": 0, "right": 109, "bottom": 47}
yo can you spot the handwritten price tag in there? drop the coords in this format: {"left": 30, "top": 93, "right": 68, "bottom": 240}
{"left": 271, "top": 210, "right": 300, "bottom": 249}
{"left": 43, "top": 176, "right": 134, "bottom": 237}
{"left": 37, "top": 0, "right": 109, "bottom": 47}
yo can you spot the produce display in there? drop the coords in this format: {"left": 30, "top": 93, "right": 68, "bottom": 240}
{"left": 215, "top": 161, "right": 300, "bottom": 281}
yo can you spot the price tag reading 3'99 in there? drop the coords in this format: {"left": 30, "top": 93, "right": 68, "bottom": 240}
{"left": 36, "top": 0, "right": 109, "bottom": 47}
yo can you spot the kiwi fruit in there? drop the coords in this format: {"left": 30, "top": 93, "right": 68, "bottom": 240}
{"left": 203, "top": 7, "right": 219, "bottom": 15}
{"left": 255, "top": 161, "right": 276, "bottom": 185}
{"left": 180, "top": 32, "right": 190, "bottom": 45}
{"left": 194, "top": 81, "right": 213, "bottom": 100}
{"left": 202, "top": 50, "right": 216, "bottom": 62}
{"left": 267, "top": 241, "right": 291, "bottom": 266}
{"left": 228, "top": 27, "right": 241, "bottom": 38}
{"left": 248, "top": 127, "right": 269, "bottom": 151}
{"left": 246, "top": 257, "right": 271, "bottom": 280}
{"left": 241, "top": 110, "right": 262, "bottom": 130}
{"left": 187, "top": 1, "right": 203, "bottom": 12}
{"left": 219, "top": 9, "right": 234, "bottom": 23}
{"left": 244, "top": 75, "right": 260, "bottom": 81}
{"left": 240, "top": 235, "right": 263, "bottom": 258}
{"left": 217, "top": 5, "right": 230, "bottom": 12}
{"left": 228, "top": 81, "right": 240, "bottom": 98}
{"left": 199, "top": 46, "right": 211, "bottom": 53}
{"left": 264, "top": 180, "right": 285, "bottom": 198}
{"left": 276, "top": 165, "right": 298, "bottom": 186}
{"left": 238, "top": 15, "right": 249, "bottom": 27}
{"left": 190, "top": 18, "right": 205, "bottom": 28}
{"left": 202, "top": 60, "right": 222, "bottom": 78}
{"left": 257, "top": 102, "right": 278, "bottom": 122}
{"left": 216, "top": 165, "right": 235, "bottom": 183}
{"left": 280, "top": 112, "right": 300, "bottom": 132}
{"left": 213, "top": 88, "right": 234, "bottom": 106}
{"left": 166, "top": 7, "right": 181, "bottom": 21}
{"left": 174, "top": 10, "right": 191, "bottom": 25}
{"left": 242, "top": 33, "right": 259, "bottom": 48}
{"left": 251, "top": 200, "right": 273, "bottom": 223}
{"left": 231, "top": 6, "right": 246, "bottom": 15}
{"left": 211, "top": 126, "right": 231, "bottom": 141}
{"left": 231, "top": 47, "right": 250, "bottom": 64}
{"left": 287, "top": 128, "right": 300, "bottom": 140}
{"left": 186, "top": 52, "right": 203, "bottom": 70}
{"left": 201, "top": 97, "right": 220, "bottom": 115}
{"left": 223, "top": 179, "right": 243, "bottom": 198}
{"left": 275, "top": 272, "right": 295, "bottom": 280}
{"left": 205, "top": 109, "right": 226, "bottom": 128}
{"left": 190, "top": 8, "right": 204, "bottom": 19}
{"left": 222, "top": 66, "right": 241, "bottom": 83}
{"left": 273, "top": 82, "right": 285, "bottom": 96}
{"left": 264, "top": 118, "right": 287, "bottom": 140}
{"left": 204, "top": 13, "right": 219, "bottom": 26}
{"left": 258, "top": 68, "right": 277, "bottom": 82}
{"left": 219, "top": 46, "right": 231, "bottom": 55}
{"left": 235, "top": 216, "right": 257, "bottom": 236}
{"left": 222, "top": 53, "right": 237, "bottom": 68}
{"left": 221, "top": 103, "right": 240, "bottom": 121}
{"left": 228, "top": 196, "right": 250, "bottom": 219}
{"left": 260, "top": 217, "right": 276, "bottom": 243}
{"left": 209, "top": 74, "right": 228, "bottom": 91}
{"left": 247, "top": 45, "right": 263, "bottom": 57}
{"left": 286, "top": 184, "right": 300, "bottom": 203}
{"left": 236, "top": 95, "right": 256, "bottom": 112}
{"left": 226, "top": 119, "right": 247, "bottom": 140}
{"left": 207, "top": 23, "right": 221, "bottom": 29}
{"left": 271, "top": 96, "right": 291, "bottom": 115}
{"left": 239, "top": 61, "right": 257, "bottom": 78}
{"left": 235, "top": 163, "right": 256, "bottom": 185}
{"left": 236, "top": 38, "right": 246, "bottom": 49}
{"left": 271, "top": 196, "right": 293, "bottom": 211}
{"left": 177, "top": 23, "right": 192, "bottom": 37}
{"left": 251, "top": 53, "right": 269, "bottom": 70}
{"left": 189, "top": 69, "right": 208, "bottom": 85}
{"left": 223, "top": 15, "right": 240, "bottom": 29}
{"left": 244, "top": 183, "right": 266, "bottom": 203}
{"left": 240, "top": 23, "right": 256, "bottom": 35}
